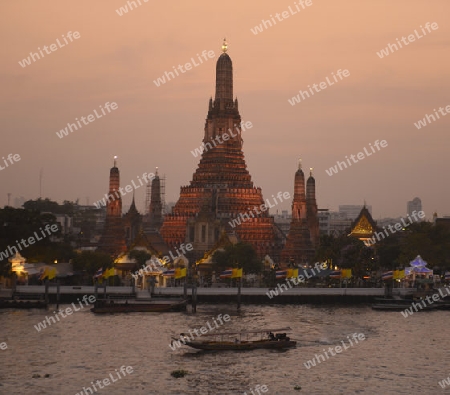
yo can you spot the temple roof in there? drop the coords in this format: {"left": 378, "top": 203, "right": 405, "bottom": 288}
{"left": 349, "top": 206, "right": 377, "bottom": 239}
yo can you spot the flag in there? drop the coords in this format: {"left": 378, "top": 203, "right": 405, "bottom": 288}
{"left": 103, "top": 268, "right": 115, "bottom": 278}
{"left": 381, "top": 271, "right": 393, "bottom": 281}
{"left": 329, "top": 270, "right": 341, "bottom": 279}
{"left": 39, "top": 268, "right": 49, "bottom": 280}
{"left": 341, "top": 269, "right": 352, "bottom": 279}
{"left": 397, "top": 270, "right": 405, "bottom": 279}
{"left": 93, "top": 268, "right": 103, "bottom": 278}
{"left": 231, "top": 268, "right": 243, "bottom": 278}
{"left": 445, "top": 272, "right": 450, "bottom": 280}
{"left": 286, "top": 269, "right": 293, "bottom": 278}
{"left": 276, "top": 270, "right": 287, "bottom": 279}
{"left": 163, "top": 269, "right": 175, "bottom": 277}
{"left": 291, "top": 269, "right": 299, "bottom": 279}
{"left": 220, "top": 269, "right": 233, "bottom": 279}
{"left": 47, "top": 268, "right": 57, "bottom": 280}
{"left": 175, "top": 268, "right": 187, "bottom": 279}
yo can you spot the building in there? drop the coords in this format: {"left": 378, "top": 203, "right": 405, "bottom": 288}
{"left": 160, "top": 40, "right": 284, "bottom": 261}
{"left": 318, "top": 210, "right": 353, "bottom": 236}
{"left": 407, "top": 197, "right": 422, "bottom": 217}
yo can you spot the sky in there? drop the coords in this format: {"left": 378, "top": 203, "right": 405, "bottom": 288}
{"left": 1, "top": 0, "right": 449, "bottom": 220}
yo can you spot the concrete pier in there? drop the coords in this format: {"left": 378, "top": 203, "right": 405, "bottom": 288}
{"left": 7, "top": 285, "right": 417, "bottom": 305}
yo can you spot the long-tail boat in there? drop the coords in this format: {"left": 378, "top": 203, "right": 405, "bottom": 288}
{"left": 172, "top": 327, "right": 296, "bottom": 351}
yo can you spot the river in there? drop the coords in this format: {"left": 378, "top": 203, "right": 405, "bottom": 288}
{"left": 0, "top": 304, "right": 448, "bottom": 394}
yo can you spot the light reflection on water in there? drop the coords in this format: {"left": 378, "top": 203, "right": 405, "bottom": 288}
{"left": 0, "top": 304, "right": 449, "bottom": 394}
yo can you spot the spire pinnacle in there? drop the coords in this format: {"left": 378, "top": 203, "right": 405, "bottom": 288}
{"left": 298, "top": 158, "right": 302, "bottom": 170}
{"left": 222, "top": 38, "right": 228, "bottom": 53}
{"left": 310, "top": 167, "right": 313, "bottom": 176}
{"left": 155, "top": 166, "right": 159, "bottom": 176}
{"left": 114, "top": 155, "right": 117, "bottom": 167}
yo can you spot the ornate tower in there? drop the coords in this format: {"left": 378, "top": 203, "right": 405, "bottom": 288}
{"left": 123, "top": 192, "right": 142, "bottom": 248}
{"left": 148, "top": 168, "right": 163, "bottom": 230}
{"left": 160, "top": 40, "right": 282, "bottom": 259}
{"left": 281, "top": 160, "right": 316, "bottom": 264}
{"left": 306, "top": 168, "right": 320, "bottom": 249}
{"left": 98, "top": 157, "right": 127, "bottom": 256}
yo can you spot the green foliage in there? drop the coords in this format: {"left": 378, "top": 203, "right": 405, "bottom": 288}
{"left": 71, "top": 251, "right": 113, "bottom": 276}
{"left": 397, "top": 222, "right": 450, "bottom": 269}
{"left": 316, "top": 233, "right": 376, "bottom": 275}
{"left": 316, "top": 221, "right": 450, "bottom": 274}
{"left": 0, "top": 207, "right": 63, "bottom": 273}
{"left": 212, "top": 242, "right": 262, "bottom": 274}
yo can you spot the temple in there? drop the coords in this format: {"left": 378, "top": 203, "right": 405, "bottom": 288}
{"left": 349, "top": 205, "right": 378, "bottom": 243}
{"left": 281, "top": 162, "right": 319, "bottom": 264}
{"left": 97, "top": 41, "right": 321, "bottom": 265}
{"left": 160, "top": 40, "right": 284, "bottom": 260}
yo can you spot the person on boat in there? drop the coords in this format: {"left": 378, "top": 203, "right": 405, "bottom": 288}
{"left": 268, "top": 332, "right": 275, "bottom": 340}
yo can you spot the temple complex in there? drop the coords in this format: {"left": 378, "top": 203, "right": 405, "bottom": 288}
{"left": 98, "top": 41, "right": 321, "bottom": 264}
{"left": 160, "top": 40, "right": 284, "bottom": 260}
{"left": 281, "top": 162, "right": 319, "bottom": 264}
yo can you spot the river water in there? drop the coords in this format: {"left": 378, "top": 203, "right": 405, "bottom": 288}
{"left": 0, "top": 304, "right": 448, "bottom": 394}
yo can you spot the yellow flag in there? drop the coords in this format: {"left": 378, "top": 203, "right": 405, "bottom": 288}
{"left": 292, "top": 269, "right": 298, "bottom": 279}
{"left": 104, "top": 268, "right": 115, "bottom": 278}
{"left": 175, "top": 268, "right": 186, "bottom": 279}
{"left": 47, "top": 268, "right": 57, "bottom": 280}
{"left": 342, "top": 269, "right": 352, "bottom": 279}
{"left": 286, "top": 269, "right": 293, "bottom": 278}
{"left": 232, "top": 268, "right": 243, "bottom": 278}
{"left": 397, "top": 270, "right": 405, "bottom": 279}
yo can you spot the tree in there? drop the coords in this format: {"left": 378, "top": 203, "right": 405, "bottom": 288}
{"left": 213, "top": 243, "right": 262, "bottom": 274}
{"left": 72, "top": 251, "right": 113, "bottom": 276}
{"left": 0, "top": 207, "right": 62, "bottom": 274}
{"left": 397, "top": 222, "right": 450, "bottom": 270}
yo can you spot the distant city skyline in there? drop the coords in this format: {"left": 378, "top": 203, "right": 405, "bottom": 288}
{"left": 1, "top": 1, "right": 449, "bottom": 220}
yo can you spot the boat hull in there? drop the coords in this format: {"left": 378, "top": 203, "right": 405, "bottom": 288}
{"left": 181, "top": 340, "right": 297, "bottom": 351}
{"left": 91, "top": 299, "right": 187, "bottom": 314}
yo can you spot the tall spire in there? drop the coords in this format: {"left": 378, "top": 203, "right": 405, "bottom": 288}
{"left": 215, "top": 39, "right": 233, "bottom": 102}
{"left": 222, "top": 38, "right": 228, "bottom": 53}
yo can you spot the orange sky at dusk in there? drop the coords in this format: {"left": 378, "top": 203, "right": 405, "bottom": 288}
{"left": 1, "top": 0, "right": 449, "bottom": 219}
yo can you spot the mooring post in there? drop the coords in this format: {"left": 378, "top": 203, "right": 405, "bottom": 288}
{"left": 237, "top": 278, "right": 241, "bottom": 310}
{"left": 45, "top": 280, "right": 49, "bottom": 305}
{"left": 56, "top": 280, "right": 60, "bottom": 310}
{"left": 192, "top": 284, "right": 197, "bottom": 313}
